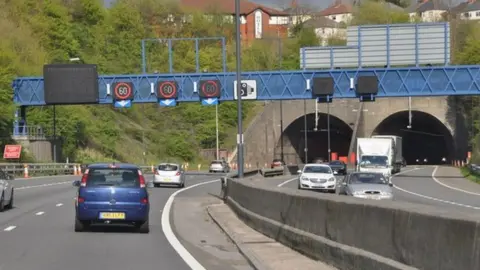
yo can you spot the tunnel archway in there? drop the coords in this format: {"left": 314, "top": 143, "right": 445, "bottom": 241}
{"left": 280, "top": 113, "right": 353, "bottom": 164}
{"left": 372, "top": 110, "right": 454, "bottom": 165}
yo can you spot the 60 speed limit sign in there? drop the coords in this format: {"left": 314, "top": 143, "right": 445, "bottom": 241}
{"left": 113, "top": 82, "right": 134, "bottom": 100}
{"left": 157, "top": 81, "right": 178, "bottom": 99}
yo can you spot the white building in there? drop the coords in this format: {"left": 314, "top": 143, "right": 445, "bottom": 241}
{"left": 303, "top": 17, "right": 346, "bottom": 46}
{"left": 407, "top": 0, "right": 448, "bottom": 22}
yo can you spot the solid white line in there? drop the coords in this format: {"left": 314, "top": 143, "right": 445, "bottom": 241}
{"left": 56, "top": 203, "right": 63, "bottom": 207}
{"left": 3, "top": 226, "right": 16, "bottom": 231}
{"left": 393, "top": 184, "right": 480, "bottom": 210}
{"left": 430, "top": 166, "right": 480, "bottom": 196}
{"left": 161, "top": 179, "right": 220, "bottom": 270}
{"left": 392, "top": 166, "right": 480, "bottom": 209}
{"left": 35, "top": 211, "right": 45, "bottom": 216}
{"left": 16, "top": 181, "right": 70, "bottom": 191}
{"left": 277, "top": 177, "right": 298, "bottom": 187}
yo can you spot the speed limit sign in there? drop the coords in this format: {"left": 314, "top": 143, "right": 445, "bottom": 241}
{"left": 157, "top": 81, "right": 178, "bottom": 99}
{"left": 113, "top": 82, "right": 134, "bottom": 100}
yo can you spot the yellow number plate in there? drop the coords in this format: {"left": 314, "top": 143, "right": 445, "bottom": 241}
{"left": 99, "top": 212, "right": 125, "bottom": 219}
{"left": 164, "top": 178, "right": 171, "bottom": 181}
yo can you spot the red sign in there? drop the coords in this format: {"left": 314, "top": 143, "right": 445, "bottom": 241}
{"left": 3, "top": 145, "right": 22, "bottom": 159}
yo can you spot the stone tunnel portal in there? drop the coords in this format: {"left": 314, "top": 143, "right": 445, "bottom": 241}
{"left": 280, "top": 113, "right": 353, "bottom": 164}
{"left": 372, "top": 110, "right": 454, "bottom": 165}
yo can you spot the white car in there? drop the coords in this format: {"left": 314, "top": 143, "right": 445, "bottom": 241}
{"left": 0, "top": 170, "right": 14, "bottom": 211}
{"left": 153, "top": 163, "right": 185, "bottom": 188}
{"left": 297, "top": 164, "right": 337, "bottom": 193}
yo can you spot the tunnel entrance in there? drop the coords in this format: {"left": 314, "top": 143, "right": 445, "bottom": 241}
{"left": 280, "top": 113, "right": 353, "bottom": 164}
{"left": 372, "top": 110, "right": 454, "bottom": 165}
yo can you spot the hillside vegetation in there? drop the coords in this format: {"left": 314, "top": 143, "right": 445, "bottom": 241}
{"left": 0, "top": 0, "right": 319, "bottom": 164}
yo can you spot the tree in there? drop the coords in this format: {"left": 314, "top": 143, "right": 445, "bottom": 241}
{"left": 352, "top": 1, "right": 410, "bottom": 25}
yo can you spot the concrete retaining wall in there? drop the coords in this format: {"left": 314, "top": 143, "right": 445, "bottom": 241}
{"left": 226, "top": 178, "right": 480, "bottom": 270}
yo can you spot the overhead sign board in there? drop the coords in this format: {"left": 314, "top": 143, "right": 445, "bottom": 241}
{"left": 234, "top": 80, "right": 257, "bottom": 100}
{"left": 3, "top": 145, "right": 22, "bottom": 159}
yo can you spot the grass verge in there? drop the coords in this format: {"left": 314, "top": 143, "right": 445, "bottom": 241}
{"left": 459, "top": 166, "right": 480, "bottom": 184}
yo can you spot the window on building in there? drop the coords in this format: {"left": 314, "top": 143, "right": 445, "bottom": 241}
{"left": 476, "top": 12, "right": 480, "bottom": 17}
{"left": 464, "top": 12, "right": 470, "bottom": 17}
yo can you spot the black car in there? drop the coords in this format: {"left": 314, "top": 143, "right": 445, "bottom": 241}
{"left": 328, "top": 160, "right": 347, "bottom": 175}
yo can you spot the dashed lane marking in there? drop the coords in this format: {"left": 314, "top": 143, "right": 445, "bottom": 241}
{"left": 3, "top": 226, "right": 16, "bottom": 231}
{"left": 16, "top": 181, "right": 70, "bottom": 191}
{"left": 35, "top": 211, "right": 45, "bottom": 216}
{"left": 56, "top": 203, "right": 63, "bottom": 207}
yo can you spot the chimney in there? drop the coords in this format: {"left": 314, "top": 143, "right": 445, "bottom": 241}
{"left": 468, "top": 0, "right": 475, "bottom": 3}
{"left": 290, "top": 0, "right": 298, "bottom": 8}
{"left": 334, "top": 0, "right": 342, "bottom": 6}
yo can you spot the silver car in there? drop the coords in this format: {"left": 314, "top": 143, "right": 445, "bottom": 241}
{"left": 209, "top": 160, "right": 230, "bottom": 173}
{"left": 338, "top": 172, "right": 393, "bottom": 200}
{"left": 0, "top": 170, "right": 14, "bottom": 211}
{"left": 153, "top": 163, "right": 185, "bottom": 188}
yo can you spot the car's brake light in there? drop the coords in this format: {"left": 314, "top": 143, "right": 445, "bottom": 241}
{"left": 80, "top": 169, "right": 89, "bottom": 187}
{"left": 138, "top": 170, "right": 146, "bottom": 188}
{"left": 141, "top": 198, "right": 148, "bottom": 204}
{"left": 77, "top": 197, "right": 85, "bottom": 203}
{"left": 175, "top": 171, "right": 181, "bottom": 176}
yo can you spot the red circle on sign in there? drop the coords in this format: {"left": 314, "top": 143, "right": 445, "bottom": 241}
{"left": 201, "top": 80, "right": 219, "bottom": 98}
{"left": 114, "top": 82, "right": 132, "bottom": 99}
{"left": 158, "top": 81, "right": 177, "bottom": 99}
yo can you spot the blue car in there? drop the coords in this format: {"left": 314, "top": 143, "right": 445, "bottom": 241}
{"left": 73, "top": 163, "right": 150, "bottom": 233}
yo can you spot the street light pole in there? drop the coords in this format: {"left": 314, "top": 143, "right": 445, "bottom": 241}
{"left": 304, "top": 99, "right": 308, "bottom": 163}
{"left": 327, "top": 102, "right": 331, "bottom": 162}
{"left": 234, "top": 0, "right": 244, "bottom": 177}
{"left": 216, "top": 104, "right": 220, "bottom": 160}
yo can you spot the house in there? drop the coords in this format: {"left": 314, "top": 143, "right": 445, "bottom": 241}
{"left": 457, "top": 0, "right": 480, "bottom": 20}
{"left": 179, "top": 0, "right": 290, "bottom": 41}
{"left": 406, "top": 0, "right": 449, "bottom": 22}
{"left": 318, "top": 0, "right": 353, "bottom": 23}
{"left": 303, "top": 17, "right": 346, "bottom": 46}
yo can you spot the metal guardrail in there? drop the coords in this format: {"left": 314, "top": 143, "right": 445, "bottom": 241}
{"left": 0, "top": 163, "right": 78, "bottom": 177}
{"left": 0, "top": 163, "right": 262, "bottom": 179}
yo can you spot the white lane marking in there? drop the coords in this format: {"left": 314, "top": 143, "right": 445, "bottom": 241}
{"left": 35, "top": 211, "right": 45, "bottom": 216}
{"left": 393, "top": 185, "right": 480, "bottom": 210}
{"left": 278, "top": 177, "right": 298, "bottom": 187}
{"left": 16, "top": 181, "right": 70, "bottom": 191}
{"left": 430, "top": 166, "right": 480, "bottom": 196}
{"left": 392, "top": 166, "right": 480, "bottom": 209}
{"left": 3, "top": 226, "right": 16, "bottom": 231}
{"left": 162, "top": 179, "right": 220, "bottom": 270}
{"left": 56, "top": 203, "right": 63, "bottom": 207}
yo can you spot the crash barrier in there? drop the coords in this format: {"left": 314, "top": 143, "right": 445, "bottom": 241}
{"left": 224, "top": 178, "right": 480, "bottom": 270}
{"left": 0, "top": 163, "right": 257, "bottom": 179}
{"left": 0, "top": 163, "right": 80, "bottom": 178}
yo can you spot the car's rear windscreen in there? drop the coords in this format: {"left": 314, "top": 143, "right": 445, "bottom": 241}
{"left": 158, "top": 164, "right": 178, "bottom": 171}
{"left": 211, "top": 161, "right": 222, "bottom": 165}
{"left": 86, "top": 168, "right": 140, "bottom": 187}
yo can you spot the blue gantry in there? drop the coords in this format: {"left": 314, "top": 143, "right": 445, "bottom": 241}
{"left": 12, "top": 66, "right": 480, "bottom": 106}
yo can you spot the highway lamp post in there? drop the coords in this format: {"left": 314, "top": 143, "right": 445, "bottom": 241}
{"left": 216, "top": 103, "right": 220, "bottom": 160}
{"left": 327, "top": 102, "right": 331, "bottom": 162}
{"left": 234, "top": 0, "right": 244, "bottom": 177}
{"left": 303, "top": 99, "right": 308, "bottom": 163}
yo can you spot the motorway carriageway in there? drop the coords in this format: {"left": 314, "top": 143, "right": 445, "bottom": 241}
{"left": 273, "top": 166, "right": 480, "bottom": 216}
{"left": 0, "top": 174, "right": 254, "bottom": 270}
